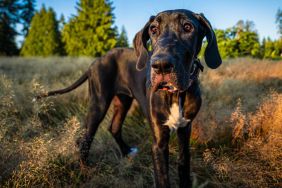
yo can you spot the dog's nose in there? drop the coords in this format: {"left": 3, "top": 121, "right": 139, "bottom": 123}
{"left": 151, "top": 59, "right": 174, "bottom": 74}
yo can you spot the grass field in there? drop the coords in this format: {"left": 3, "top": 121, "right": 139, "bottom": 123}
{"left": 0, "top": 57, "right": 281, "bottom": 187}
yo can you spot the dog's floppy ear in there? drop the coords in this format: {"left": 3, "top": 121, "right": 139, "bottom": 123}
{"left": 194, "top": 13, "right": 222, "bottom": 69}
{"left": 133, "top": 16, "right": 154, "bottom": 71}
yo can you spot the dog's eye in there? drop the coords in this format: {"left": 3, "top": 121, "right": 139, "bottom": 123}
{"left": 150, "top": 25, "right": 159, "bottom": 36}
{"left": 183, "top": 23, "right": 193, "bottom": 32}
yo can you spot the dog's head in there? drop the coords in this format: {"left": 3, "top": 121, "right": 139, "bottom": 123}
{"left": 133, "top": 9, "right": 222, "bottom": 92}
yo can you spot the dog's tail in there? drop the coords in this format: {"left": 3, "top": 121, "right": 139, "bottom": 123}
{"left": 35, "top": 71, "right": 89, "bottom": 100}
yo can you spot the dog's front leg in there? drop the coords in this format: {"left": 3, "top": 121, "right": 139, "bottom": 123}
{"left": 177, "top": 124, "right": 192, "bottom": 188}
{"left": 151, "top": 124, "right": 170, "bottom": 188}
{"left": 149, "top": 93, "right": 171, "bottom": 188}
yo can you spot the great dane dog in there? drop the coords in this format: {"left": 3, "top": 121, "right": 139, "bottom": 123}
{"left": 38, "top": 9, "right": 221, "bottom": 188}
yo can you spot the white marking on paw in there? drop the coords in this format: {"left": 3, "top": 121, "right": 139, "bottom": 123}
{"left": 164, "top": 103, "right": 190, "bottom": 131}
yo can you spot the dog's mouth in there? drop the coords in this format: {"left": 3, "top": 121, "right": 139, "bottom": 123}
{"left": 151, "top": 72, "right": 189, "bottom": 93}
{"left": 157, "top": 81, "right": 178, "bottom": 93}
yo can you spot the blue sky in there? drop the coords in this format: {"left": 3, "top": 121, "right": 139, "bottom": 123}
{"left": 36, "top": 0, "right": 281, "bottom": 44}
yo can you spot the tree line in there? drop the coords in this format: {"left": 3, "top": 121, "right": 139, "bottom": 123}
{"left": 1, "top": 0, "right": 129, "bottom": 57}
{"left": 1, "top": 0, "right": 281, "bottom": 59}
{"left": 213, "top": 18, "right": 282, "bottom": 59}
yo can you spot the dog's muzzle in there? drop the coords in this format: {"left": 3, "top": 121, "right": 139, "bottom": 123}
{"left": 150, "top": 56, "right": 189, "bottom": 92}
{"left": 149, "top": 58, "right": 203, "bottom": 93}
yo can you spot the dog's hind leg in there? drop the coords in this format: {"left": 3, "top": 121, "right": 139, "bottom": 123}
{"left": 108, "top": 94, "right": 135, "bottom": 156}
{"left": 77, "top": 60, "right": 116, "bottom": 165}
{"left": 77, "top": 95, "right": 113, "bottom": 164}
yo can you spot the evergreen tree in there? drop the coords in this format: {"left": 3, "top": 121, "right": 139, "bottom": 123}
{"left": 19, "top": 0, "right": 35, "bottom": 37}
{"left": 0, "top": 0, "right": 20, "bottom": 55}
{"left": 116, "top": 26, "right": 129, "bottom": 47}
{"left": 20, "top": 6, "right": 64, "bottom": 56}
{"left": 62, "top": 0, "right": 117, "bottom": 56}
{"left": 58, "top": 14, "right": 65, "bottom": 31}
{"left": 276, "top": 8, "right": 282, "bottom": 37}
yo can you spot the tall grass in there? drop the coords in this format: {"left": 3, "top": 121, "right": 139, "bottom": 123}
{"left": 0, "top": 57, "right": 281, "bottom": 187}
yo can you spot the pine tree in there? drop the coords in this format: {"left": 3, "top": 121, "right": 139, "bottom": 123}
{"left": 276, "top": 8, "right": 282, "bottom": 37}
{"left": 62, "top": 0, "right": 117, "bottom": 56}
{"left": 58, "top": 14, "right": 65, "bottom": 31}
{"left": 116, "top": 26, "right": 129, "bottom": 47}
{"left": 19, "top": 0, "right": 35, "bottom": 37}
{"left": 0, "top": 0, "right": 20, "bottom": 55}
{"left": 20, "top": 6, "right": 64, "bottom": 56}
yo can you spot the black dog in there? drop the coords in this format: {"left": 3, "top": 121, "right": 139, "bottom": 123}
{"left": 38, "top": 9, "right": 221, "bottom": 188}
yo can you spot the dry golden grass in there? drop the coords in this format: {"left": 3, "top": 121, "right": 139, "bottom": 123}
{"left": 199, "top": 92, "right": 282, "bottom": 187}
{"left": 0, "top": 57, "right": 281, "bottom": 187}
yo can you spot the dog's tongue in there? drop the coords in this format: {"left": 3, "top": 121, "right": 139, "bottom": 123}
{"left": 154, "top": 74, "right": 178, "bottom": 92}
{"left": 158, "top": 82, "right": 178, "bottom": 92}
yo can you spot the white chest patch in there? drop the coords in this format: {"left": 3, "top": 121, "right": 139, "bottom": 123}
{"left": 164, "top": 103, "right": 191, "bottom": 131}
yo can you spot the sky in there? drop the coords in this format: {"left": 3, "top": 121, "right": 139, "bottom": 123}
{"left": 36, "top": 0, "right": 281, "bottom": 44}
